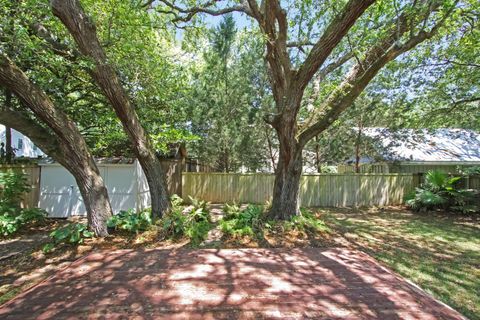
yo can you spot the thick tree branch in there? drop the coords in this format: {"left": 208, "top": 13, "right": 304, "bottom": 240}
{"left": 298, "top": 2, "right": 454, "bottom": 146}
{"left": 453, "top": 96, "right": 480, "bottom": 105}
{"left": 295, "top": 0, "right": 376, "bottom": 91}
{"left": 29, "top": 22, "right": 79, "bottom": 61}
{"left": 261, "top": 0, "right": 292, "bottom": 104}
{"left": 156, "top": 0, "right": 252, "bottom": 22}
{"left": 0, "top": 55, "right": 86, "bottom": 145}
{"left": 0, "top": 108, "right": 62, "bottom": 161}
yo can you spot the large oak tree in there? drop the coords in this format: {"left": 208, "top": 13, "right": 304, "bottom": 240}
{"left": 156, "top": 0, "right": 467, "bottom": 218}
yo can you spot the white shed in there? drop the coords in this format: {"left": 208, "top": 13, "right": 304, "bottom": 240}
{"left": 38, "top": 160, "right": 150, "bottom": 218}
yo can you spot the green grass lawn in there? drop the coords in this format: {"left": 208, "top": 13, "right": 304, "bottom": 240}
{"left": 323, "top": 209, "right": 480, "bottom": 320}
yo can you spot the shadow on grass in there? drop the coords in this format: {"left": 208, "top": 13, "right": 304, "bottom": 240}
{"left": 323, "top": 209, "right": 479, "bottom": 320}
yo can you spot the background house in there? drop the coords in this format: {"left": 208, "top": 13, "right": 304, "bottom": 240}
{"left": 0, "top": 125, "right": 45, "bottom": 158}
{"left": 340, "top": 128, "right": 480, "bottom": 173}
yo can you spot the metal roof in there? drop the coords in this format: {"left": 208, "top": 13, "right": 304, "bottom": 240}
{"left": 362, "top": 128, "right": 480, "bottom": 162}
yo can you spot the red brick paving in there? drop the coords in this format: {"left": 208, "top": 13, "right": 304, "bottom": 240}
{"left": 0, "top": 248, "right": 466, "bottom": 319}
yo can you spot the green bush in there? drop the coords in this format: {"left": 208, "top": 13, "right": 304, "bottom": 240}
{"left": 107, "top": 208, "right": 152, "bottom": 233}
{"left": 0, "top": 172, "right": 47, "bottom": 236}
{"left": 161, "top": 197, "right": 212, "bottom": 245}
{"left": 0, "top": 208, "right": 46, "bottom": 236}
{"left": 459, "top": 166, "right": 480, "bottom": 176}
{"left": 405, "top": 170, "right": 477, "bottom": 213}
{"left": 0, "top": 171, "right": 29, "bottom": 210}
{"left": 43, "top": 223, "right": 94, "bottom": 253}
{"left": 220, "top": 204, "right": 264, "bottom": 237}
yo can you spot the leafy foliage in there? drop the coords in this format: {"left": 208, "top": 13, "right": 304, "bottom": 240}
{"left": 107, "top": 209, "right": 153, "bottom": 234}
{"left": 43, "top": 223, "right": 94, "bottom": 253}
{"left": 220, "top": 204, "right": 264, "bottom": 237}
{"left": 405, "top": 170, "right": 477, "bottom": 213}
{"left": 161, "top": 197, "right": 212, "bottom": 245}
{"left": 0, "top": 208, "right": 46, "bottom": 236}
{"left": 0, "top": 171, "right": 29, "bottom": 210}
{"left": 0, "top": 171, "right": 45, "bottom": 236}
{"left": 185, "top": 16, "right": 272, "bottom": 172}
{"left": 220, "top": 205, "right": 329, "bottom": 240}
{"left": 282, "top": 208, "right": 330, "bottom": 233}
{"left": 459, "top": 166, "right": 480, "bottom": 176}
{"left": 170, "top": 194, "right": 184, "bottom": 207}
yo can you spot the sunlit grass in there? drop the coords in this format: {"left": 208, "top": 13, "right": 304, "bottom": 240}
{"left": 324, "top": 210, "right": 480, "bottom": 320}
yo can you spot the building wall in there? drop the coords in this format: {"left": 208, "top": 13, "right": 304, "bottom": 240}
{"left": 39, "top": 162, "right": 146, "bottom": 217}
{"left": 0, "top": 125, "right": 46, "bottom": 158}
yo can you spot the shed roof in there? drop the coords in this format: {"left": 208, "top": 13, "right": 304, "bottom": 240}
{"left": 362, "top": 128, "right": 480, "bottom": 162}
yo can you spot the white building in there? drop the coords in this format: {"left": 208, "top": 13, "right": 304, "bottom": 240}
{"left": 0, "top": 125, "right": 46, "bottom": 158}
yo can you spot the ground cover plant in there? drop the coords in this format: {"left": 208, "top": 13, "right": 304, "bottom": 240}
{"left": 161, "top": 196, "right": 213, "bottom": 245}
{"left": 219, "top": 203, "right": 331, "bottom": 247}
{"left": 107, "top": 209, "right": 153, "bottom": 234}
{"left": 0, "top": 172, "right": 47, "bottom": 236}
{"left": 42, "top": 223, "right": 94, "bottom": 253}
{"left": 220, "top": 203, "right": 264, "bottom": 237}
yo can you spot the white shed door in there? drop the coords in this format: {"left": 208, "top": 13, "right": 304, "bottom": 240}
{"left": 103, "top": 166, "right": 136, "bottom": 213}
{"left": 39, "top": 166, "right": 87, "bottom": 218}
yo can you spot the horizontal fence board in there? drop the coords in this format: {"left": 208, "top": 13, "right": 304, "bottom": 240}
{"left": 182, "top": 173, "right": 416, "bottom": 207}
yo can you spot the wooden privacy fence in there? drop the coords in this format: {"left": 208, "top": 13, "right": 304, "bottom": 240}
{"left": 0, "top": 164, "right": 40, "bottom": 208}
{"left": 182, "top": 173, "right": 417, "bottom": 207}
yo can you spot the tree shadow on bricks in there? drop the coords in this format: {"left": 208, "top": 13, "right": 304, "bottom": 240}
{"left": 0, "top": 247, "right": 465, "bottom": 319}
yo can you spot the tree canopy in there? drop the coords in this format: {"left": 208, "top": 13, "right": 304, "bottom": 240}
{"left": 0, "top": 0, "right": 478, "bottom": 223}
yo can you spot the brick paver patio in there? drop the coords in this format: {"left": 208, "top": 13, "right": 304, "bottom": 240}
{"left": 0, "top": 248, "right": 465, "bottom": 319}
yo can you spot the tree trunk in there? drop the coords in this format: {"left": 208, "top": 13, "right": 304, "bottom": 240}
{"left": 51, "top": 0, "right": 171, "bottom": 218}
{"left": 0, "top": 57, "right": 113, "bottom": 236}
{"left": 138, "top": 153, "right": 171, "bottom": 217}
{"left": 66, "top": 160, "right": 111, "bottom": 236}
{"left": 268, "top": 114, "right": 303, "bottom": 219}
{"left": 5, "top": 126, "right": 12, "bottom": 163}
{"left": 269, "top": 144, "right": 303, "bottom": 220}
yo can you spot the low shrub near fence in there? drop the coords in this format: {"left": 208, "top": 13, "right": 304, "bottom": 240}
{"left": 0, "top": 165, "right": 40, "bottom": 208}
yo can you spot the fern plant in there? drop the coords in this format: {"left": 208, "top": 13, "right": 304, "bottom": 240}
{"left": 162, "top": 198, "right": 213, "bottom": 245}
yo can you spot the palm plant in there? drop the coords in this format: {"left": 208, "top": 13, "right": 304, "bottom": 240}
{"left": 405, "top": 170, "right": 477, "bottom": 213}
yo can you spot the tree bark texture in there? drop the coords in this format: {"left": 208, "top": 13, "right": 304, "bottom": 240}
{"left": 0, "top": 56, "right": 112, "bottom": 236}
{"left": 51, "top": 0, "right": 171, "bottom": 218}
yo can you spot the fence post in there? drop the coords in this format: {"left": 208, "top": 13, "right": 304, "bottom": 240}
{"left": 412, "top": 173, "right": 422, "bottom": 187}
